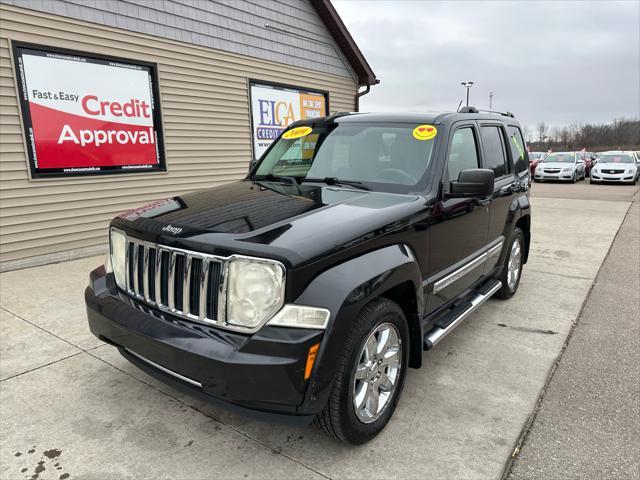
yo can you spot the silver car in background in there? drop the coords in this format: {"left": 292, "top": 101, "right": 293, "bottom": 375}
{"left": 591, "top": 151, "right": 638, "bottom": 184}
{"left": 533, "top": 152, "right": 586, "bottom": 183}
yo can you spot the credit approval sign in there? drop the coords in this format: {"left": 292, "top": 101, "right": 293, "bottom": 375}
{"left": 249, "top": 81, "right": 328, "bottom": 160}
{"left": 13, "top": 43, "right": 165, "bottom": 178}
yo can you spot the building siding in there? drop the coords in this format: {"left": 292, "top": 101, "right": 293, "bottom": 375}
{"left": 0, "top": 3, "right": 358, "bottom": 268}
{"left": 0, "top": 0, "right": 357, "bottom": 81}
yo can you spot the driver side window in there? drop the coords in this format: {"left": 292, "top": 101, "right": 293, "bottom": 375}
{"left": 447, "top": 127, "right": 479, "bottom": 182}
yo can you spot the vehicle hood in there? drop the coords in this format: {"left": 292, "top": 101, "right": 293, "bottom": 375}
{"left": 112, "top": 180, "right": 426, "bottom": 267}
{"left": 539, "top": 162, "right": 576, "bottom": 169}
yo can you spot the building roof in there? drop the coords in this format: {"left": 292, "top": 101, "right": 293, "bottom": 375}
{"left": 310, "top": 0, "right": 379, "bottom": 87}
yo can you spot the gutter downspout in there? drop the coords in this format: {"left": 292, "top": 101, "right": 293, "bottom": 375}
{"left": 355, "top": 79, "right": 379, "bottom": 112}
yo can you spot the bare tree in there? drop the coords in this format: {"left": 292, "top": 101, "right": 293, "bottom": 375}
{"left": 537, "top": 121, "right": 548, "bottom": 143}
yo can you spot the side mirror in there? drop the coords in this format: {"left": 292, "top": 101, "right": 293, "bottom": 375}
{"left": 449, "top": 168, "right": 494, "bottom": 198}
{"left": 249, "top": 159, "right": 258, "bottom": 173}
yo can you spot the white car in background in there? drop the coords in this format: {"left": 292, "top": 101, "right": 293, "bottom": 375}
{"left": 590, "top": 151, "right": 638, "bottom": 184}
{"left": 533, "top": 152, "right": 585, "bottom": 182}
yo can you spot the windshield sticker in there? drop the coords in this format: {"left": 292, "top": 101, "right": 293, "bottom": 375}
{"left": 413, "top": 124, "right": 437, "bottom": 141}
{"left": 282, "top": 126, "right": 312, "bottom": 140}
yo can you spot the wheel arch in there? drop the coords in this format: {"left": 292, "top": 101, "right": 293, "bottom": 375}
{"left": 515, "top": 214, "right": 531, "bottom": 264}
{"left": 293, "top": 243, "right": 424, "bottom": 414}
{"left": 379, "top": 281, "right": 422, "bottom": 369}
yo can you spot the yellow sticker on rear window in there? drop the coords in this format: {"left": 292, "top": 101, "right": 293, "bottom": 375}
{"left": 282, "top": 126, "right": 312, "bottom": 140}
{"left": 413, "top": 124, "right": 437, "bottom": 141}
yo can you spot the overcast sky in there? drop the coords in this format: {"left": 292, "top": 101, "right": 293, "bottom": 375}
{"left": 333, "top": 0, "right": 640, "bottom": 135}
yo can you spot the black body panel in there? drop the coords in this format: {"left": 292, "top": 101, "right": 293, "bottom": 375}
{"left": 85, "top": 110, "right": 531, "bottom": 421}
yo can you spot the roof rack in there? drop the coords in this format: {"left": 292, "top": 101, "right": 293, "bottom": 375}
{"left": 458, "top": 107, "right": 515, "bottom": 118}
{"left": 477, "top": 109, "right": 515, "bottom": 118}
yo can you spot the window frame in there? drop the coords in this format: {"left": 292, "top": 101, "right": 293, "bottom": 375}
{"left": 505, "top": 124, "right": 529, "bottom": 176}
{"left": 442, "top": 122, "right": 481, "bottom": 192}
{"left": 478, "top": 123, "right": 513, "bottom": 180}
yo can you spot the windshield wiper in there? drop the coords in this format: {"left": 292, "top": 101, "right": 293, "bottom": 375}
{"left": 301, "top": 177, "right": 370, "bottom": 191}
{"left": 252, "top": 173, "right": 300, "bottom": 185}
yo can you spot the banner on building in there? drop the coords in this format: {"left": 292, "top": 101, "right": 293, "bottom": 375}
{"left": 249, "top": 80, "right": 328, "bottom": 160}
{"left": 12, "top": 43, "right": 166, "bottom": 178}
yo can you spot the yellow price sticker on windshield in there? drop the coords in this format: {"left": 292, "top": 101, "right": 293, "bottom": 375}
{"left": 413, "top": 124, "right": 437, "bottom": 141}
{"left": 282, "top": 126, "right": 312, "bottom": 140}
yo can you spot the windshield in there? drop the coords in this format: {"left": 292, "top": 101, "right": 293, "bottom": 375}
{"left": 599, "top": 154, "right": 634, "bottom": 164}
{"left": 253, "top": 123, "right": 436, "bottom": 193}
{"left": 543, "top": 153, "right": 576, "bottom": 163}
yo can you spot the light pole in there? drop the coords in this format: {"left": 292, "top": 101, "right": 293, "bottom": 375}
{"left": 461, "top": 81, "right": 474, "bottom": 107}
{"left": 489, "top": 91, "right": 494, "bottom": 110}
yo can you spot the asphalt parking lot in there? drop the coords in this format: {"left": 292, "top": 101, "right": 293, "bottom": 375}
{"left": 1, "top": 181, "right": 638, "bottom": 480}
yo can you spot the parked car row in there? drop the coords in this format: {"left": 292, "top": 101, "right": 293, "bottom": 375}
{"left": 531, "top": 150, "right": 638, "bottom": 184}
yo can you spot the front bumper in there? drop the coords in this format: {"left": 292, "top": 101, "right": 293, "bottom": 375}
{"left": 85, "top": 268, "right": 324, "bottom": 423}
{"left": 534, "top": 170, "right": 574, "bottom": 181}
{"left": 591, "top": 172, "right": 636, "bottom": 183}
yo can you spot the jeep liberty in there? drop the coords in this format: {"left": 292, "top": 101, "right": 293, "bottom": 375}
{"left": 86, "top": 110, "right": 531, "bottom": 444}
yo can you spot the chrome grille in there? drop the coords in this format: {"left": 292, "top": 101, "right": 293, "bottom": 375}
{"left": 124, "top": 236, "right": 224, "bottom": 325}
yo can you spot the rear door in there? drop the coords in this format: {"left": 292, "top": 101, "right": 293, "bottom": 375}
{"left": 427, "top": 122, "right": 490, "bottom": 310}
{"left": 479, "top": 123, "right": 517, "bottom": 245}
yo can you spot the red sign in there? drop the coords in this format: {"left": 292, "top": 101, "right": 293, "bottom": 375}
{"left": 13, "top": 43, "right": 166, "bottom": 178}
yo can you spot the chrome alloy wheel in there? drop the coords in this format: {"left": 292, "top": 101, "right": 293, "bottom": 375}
{"left": 507, "top": 237, "right": 522, "bottom": 290}
{"left": 352, "top": 322, "right": 402, "bottom": 424}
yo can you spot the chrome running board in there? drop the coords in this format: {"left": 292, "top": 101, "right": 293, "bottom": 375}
{"left": 423, "top": 280, "right": 502, "bottom": 350}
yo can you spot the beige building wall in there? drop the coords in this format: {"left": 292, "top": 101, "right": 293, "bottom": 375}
{"left": 0, "top": 4, "right": 358, "bottom": 270}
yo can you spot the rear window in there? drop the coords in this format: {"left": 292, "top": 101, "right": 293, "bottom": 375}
{"left": 507, "top": 126, "right": 528, "bottom": 174}
{"left": 481, "top": 126, "right": 509, "bottom": 177}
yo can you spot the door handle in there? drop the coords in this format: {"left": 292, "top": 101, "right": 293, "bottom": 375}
{"left": 499, "top": 184, "right": 516, "bottom": 195}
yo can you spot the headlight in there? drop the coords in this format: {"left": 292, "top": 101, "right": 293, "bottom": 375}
{"left": 626, "top": 167, "right": 635, "bottom": 174}
{"left": 562, "top": 167, "right": 572, "bottom": 172}
{"left": 268, "top": 305, "right": 330, "bottom": 329}
{"left": 226, "top": 257, "right": 285, "bottom": 329}
{"left": 109, "top": 227, "right": 127, "bottom": 289}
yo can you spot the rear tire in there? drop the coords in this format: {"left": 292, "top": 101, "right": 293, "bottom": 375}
{"left": 495, "top": 227, "right": 524, "bottom": 299}
{"left": 313, "top": 298, "right": 409, "bottom": 444}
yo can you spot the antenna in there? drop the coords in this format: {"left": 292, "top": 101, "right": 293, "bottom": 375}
{"left": 489, "top": 91, "right": 494, "bottom": 109}
{"left": 457, "top": 100, "right": 463, "bottom": 112}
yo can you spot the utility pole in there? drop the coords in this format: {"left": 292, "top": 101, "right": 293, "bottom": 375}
{"left": 461, "top": 81, "right": 474, "bottom": 107}
{"left": 489, "top": 91, "right": 494, "bottom": 110}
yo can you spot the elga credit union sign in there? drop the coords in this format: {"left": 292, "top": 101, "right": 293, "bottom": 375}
{"left": 12, "top": 43, "right": 166, "bottom": 178}
{"left": 249, "top": 81, "right": 328, "bottom": 160}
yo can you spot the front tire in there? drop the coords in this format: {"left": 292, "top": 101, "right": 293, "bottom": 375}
{"left": 313, "top": 298, "right": 409, "bottom": 444}
{"left": 495, "top": 227, "right": 524, "bottom": 299}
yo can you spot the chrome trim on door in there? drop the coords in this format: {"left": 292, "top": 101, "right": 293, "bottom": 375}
{"left": 433, "top": 239, "right": 504, "bottom": 294}
{"left": 125, "top": 349, "right": 202, "bottom": 388}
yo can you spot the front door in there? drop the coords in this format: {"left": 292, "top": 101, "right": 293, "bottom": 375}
{"left": 427, "top": 123, "right": 490, "bottom": 312}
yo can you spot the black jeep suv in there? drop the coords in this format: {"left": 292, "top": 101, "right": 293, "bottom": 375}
{"left": 86, "top": 110, "right": 531, "bottom": 444}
